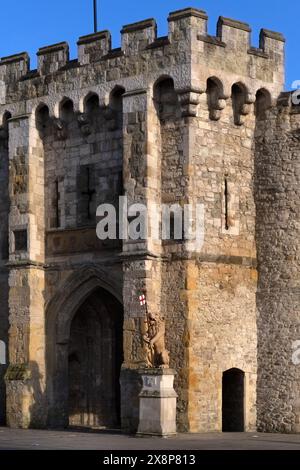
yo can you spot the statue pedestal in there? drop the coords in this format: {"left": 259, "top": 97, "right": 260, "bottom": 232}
{"left": 137, "top": 369, "right": 177, "bottom": 437}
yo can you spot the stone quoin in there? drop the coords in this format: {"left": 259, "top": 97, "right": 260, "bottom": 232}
{"left": 0, "top": 7, "right": 299, "bottom": 433}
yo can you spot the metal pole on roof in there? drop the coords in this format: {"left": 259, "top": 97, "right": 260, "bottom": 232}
{"left": 93, "top": 0, "right": 98, "bottom": 33}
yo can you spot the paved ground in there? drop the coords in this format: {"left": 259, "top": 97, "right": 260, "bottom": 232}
{"left": 0, "top": 427, "right": 300, "bottom": 450}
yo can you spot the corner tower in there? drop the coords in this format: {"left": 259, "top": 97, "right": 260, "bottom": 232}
{"left": 176, "top": 10, "right": 285, "bottom": 431}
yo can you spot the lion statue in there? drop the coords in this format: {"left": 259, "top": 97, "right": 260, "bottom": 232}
{"left": 142, "top": 311, "right": 170, "bottom": 369}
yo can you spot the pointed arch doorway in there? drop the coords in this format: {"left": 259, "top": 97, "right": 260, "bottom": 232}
{"left": 68, "top": 288, "right": 123, "bottom": 428}
{"left": 46, "top": 272, "right": 124, "bottom": 430}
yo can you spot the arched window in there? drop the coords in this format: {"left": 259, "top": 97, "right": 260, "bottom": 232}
{"left": 2, "top": 111, "right": 12, "bottom": 126}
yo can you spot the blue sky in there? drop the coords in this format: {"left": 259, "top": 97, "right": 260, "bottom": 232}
{"left": 0, "top": 1, "right": 297, "bottom": 89}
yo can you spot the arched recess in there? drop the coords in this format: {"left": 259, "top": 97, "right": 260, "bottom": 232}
{"left": 46, "top": 267, "right": 123, "bottom": 428}
{"left": 110, "top": 86, "right": 125, "bottom": 110}
{"left": 206, "top": 77, "right": 226, "bottom": 121}
{"left": 59, "top": 97, "right": 74, "bottom": 123}
{"left": 109, "top": 86, "right": 125, "bottom": 130}
{"left": 222, "top": 368, "right": 245, "bottom": 432}
{"left": 154, "top": 76, "right": 180, "bottom": 122}
{"left": 255, "top": 88, "right": 271, "bottom": 120}
{"left": 231, "top": 82, "right": 249, "bottom": 126}
{"left": 84, "top": 92, "right": 100, "bottom": 114}
{"left": 35, "top": 103, "right": 51, "bottom": 137}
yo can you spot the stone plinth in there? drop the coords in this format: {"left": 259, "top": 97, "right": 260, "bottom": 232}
{"left": 137, "top": 369, "right": 177, "bottom": 437}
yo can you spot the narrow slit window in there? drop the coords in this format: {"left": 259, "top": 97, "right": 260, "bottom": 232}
{"left": 55, "top": 179, "right": 60, "bottom": 228}
{"left": 224, "top": 177, "right": 229, "bottom": 231}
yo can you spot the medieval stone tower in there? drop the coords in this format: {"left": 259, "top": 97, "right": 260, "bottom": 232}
{"left": 0, "top": 7, "right": 299, "bottom": 433}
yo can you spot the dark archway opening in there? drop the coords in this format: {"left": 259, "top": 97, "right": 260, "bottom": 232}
{"left": 222, "top": 368, "right": 245, "bottom": 432}
{"left": 255, "top": 89, "right": 271, "bottom": 121}
{"left": 231, "top": 83, "right": 247, "bottom": 126}
{"left": 154, "top": 77, "right": 180, "bottom": 122}
{"left": 68, "top": 287, "right": 123, "bottom": 429}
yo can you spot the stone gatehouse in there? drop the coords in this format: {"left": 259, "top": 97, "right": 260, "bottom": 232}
{"left": 0, "top": 7, "right": 299, "bottom": 433}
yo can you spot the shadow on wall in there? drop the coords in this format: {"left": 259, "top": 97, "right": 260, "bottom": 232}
{"left": 254, "top": 92, "right": 300, "bottom": 433}
{"left": 0, "top": 340, "right": 7, "bottom": 425}
{"left": 0, "top": 283, "right": 9, "bottom": 426}
{"left": 0, "top": 111, "right": 10, "bottom": 426}
{"left": 27, "top": 361, "right": 47, "bottom": 429}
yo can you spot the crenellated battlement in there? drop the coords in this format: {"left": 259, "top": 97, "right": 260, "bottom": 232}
{"left": 37, "top": 42, "right": 69, "bottom": 75}
{"left": 0, "top": 6, "right": 299, "bottom": 437}
{"left": 0, "top": 7, "right": 285, "bottom": 88}
{"left": 0, "top": 52, "right": 30, "bottom": 82}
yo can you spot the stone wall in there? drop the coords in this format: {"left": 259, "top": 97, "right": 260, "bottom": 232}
{"left": 255, "top": 97, "right": 300, "bottom": 432}
{"left": 0, "top": 113, "right": 10, "bottom": 424}
{"left": 38, "top": 91, "right": 123, "bottom": 232}
{"left": 182, "top": 77, "right": 259, "bottom": 431}
{"left": 0, "top": 7, "right": 295, "bottom": 433}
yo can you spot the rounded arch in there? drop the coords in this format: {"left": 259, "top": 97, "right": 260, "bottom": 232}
{"left": 35, "top": 102, "right": 50, "bottom": 132}
{"left": 231, "top": 81, "right": 249, "bottom": 94}
{"left": 222, "top": 367, "right": 245, "bottom": 432}
{"left": 107, "top": 86, "right": 125, "bottom": 130}
{"left": 153, "top": 75, "right": 180, "bottom": 121}
{"left": 33, "top": 101, "right": 49, "bottom": 114}
{"left": 56, "top": 97, "right": 74, "bottom": 122}
{"left": 109, "top": 85, "right": 125, "bottom": 110}
{"left": 153, "top": 74, "right": 175, "bottom": 89}
{"left": 223, "top": 366, "right": 245, "bottom": 374}
{"left": 82, "top": 91, "right": 100, "bottom": 113}
{"left": 207, "top": 76, "right": 224, "bottom": 93}
{"left": 110, "top": 84, "right": 126, "bottom": 96}
{"left": 231, "top": 81, "right": 248, "bottom": 107}
{"left": 255, "top": 87, "right": 272, "bottom": 119}
{"left": 206, "top": 77, "right": 226, "bottom": 120}
{"left": 153, "top": 72, "right": 184, "bottom": 94}
{"left": 0, "top": 110, "right": 12, "bottom": 127}
{"left": 231, "top": 82, "right": 249, "bottom": 126}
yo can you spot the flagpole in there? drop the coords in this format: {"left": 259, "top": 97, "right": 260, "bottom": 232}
{"left": 93, "top": 0, "right": 98, "bottom": 33}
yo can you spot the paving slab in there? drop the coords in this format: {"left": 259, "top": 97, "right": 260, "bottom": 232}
{"left": 0, "top": 427, "right": 300, "bottom": 450}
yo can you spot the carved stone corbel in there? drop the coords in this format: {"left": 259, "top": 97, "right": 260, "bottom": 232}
{"left": 102, "top": 106, "right": 118, "bottom": 130}
{"left": 177, "top": 87, "right": 204, "bottom": 117}
{"left": 77, "top": 112, "right": 91, "bottom": 136}
{"left": 209, "top": 94, "right": 229, "bottom": 121}
{"left": 234, "top": 91, "right": 255, "bottom": 126}
{"left": 52, "top": 117, "right": 67, "bottom": 140}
